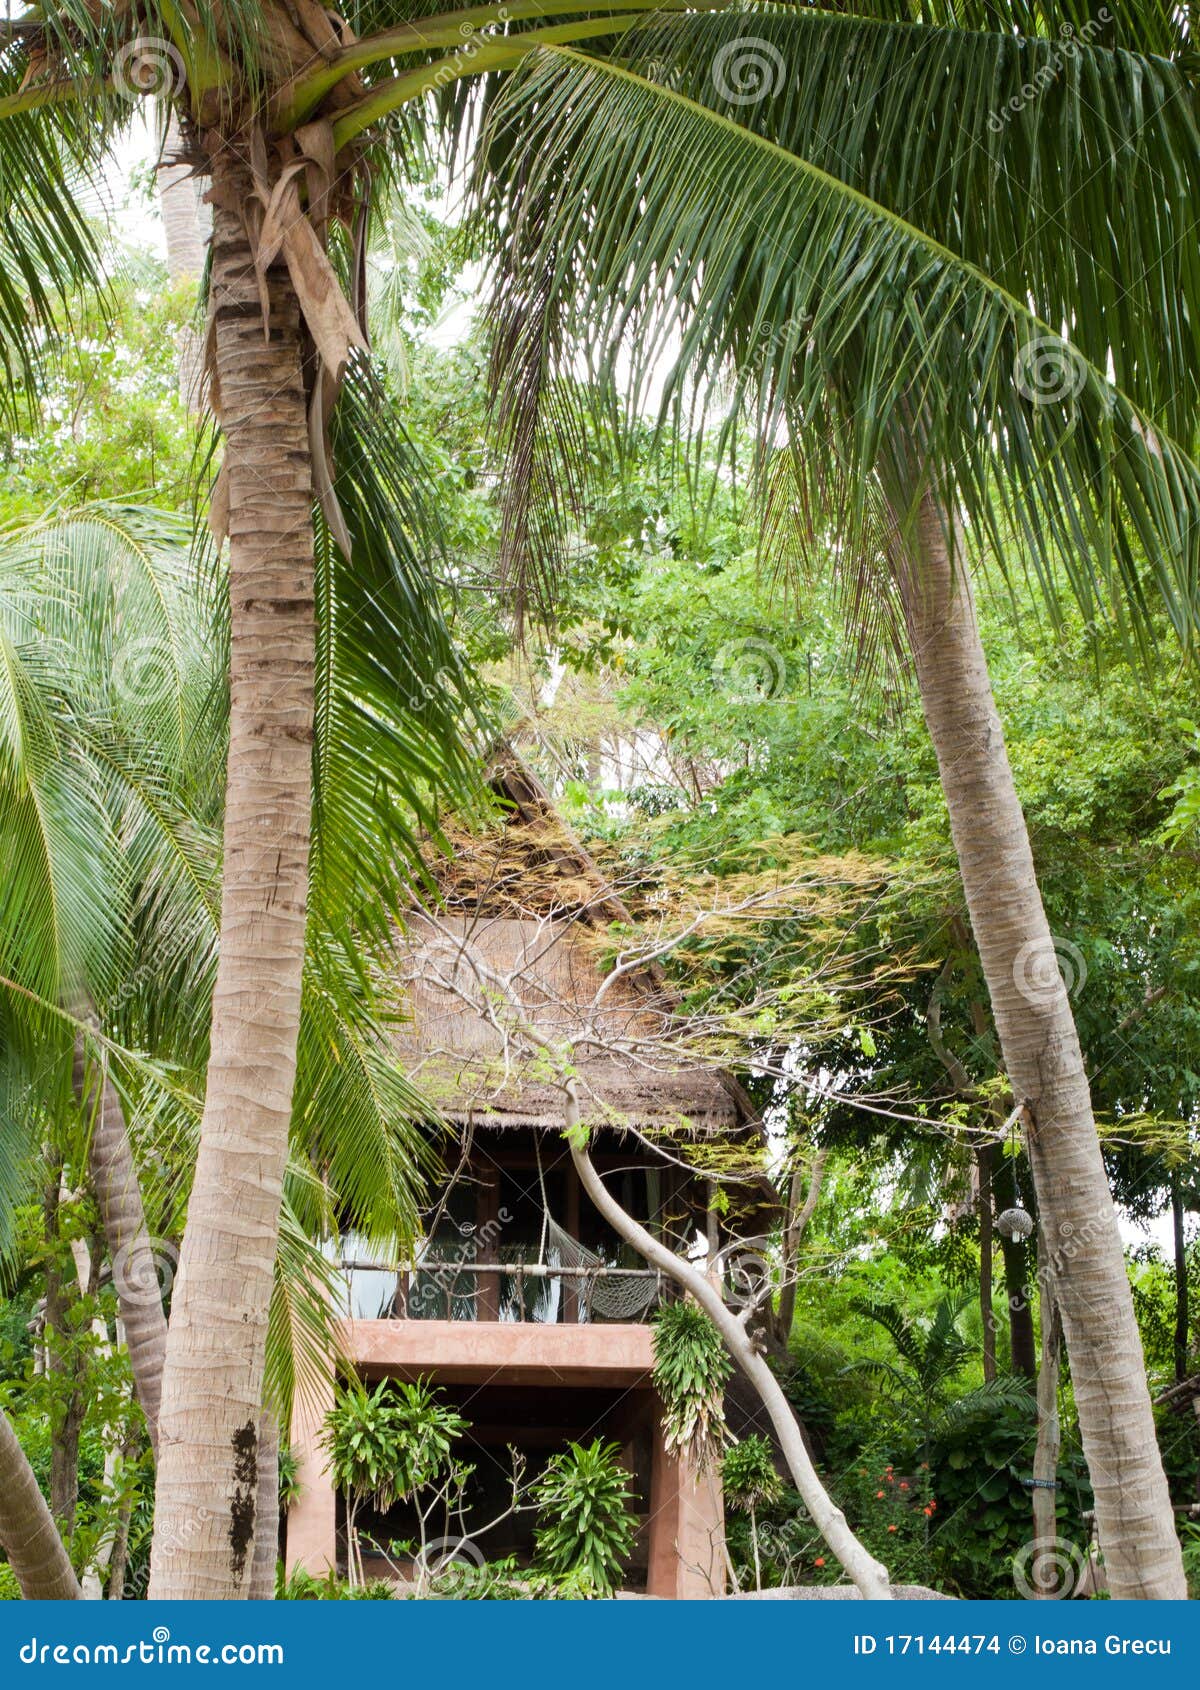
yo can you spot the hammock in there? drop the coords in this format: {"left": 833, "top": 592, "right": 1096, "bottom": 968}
{"left": 543, "top": 1213, "right": 660, "bottom": 1322}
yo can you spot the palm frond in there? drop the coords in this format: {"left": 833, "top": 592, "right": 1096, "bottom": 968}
{"left": 475, "top": 42, "right": 1200, "bottom": 650}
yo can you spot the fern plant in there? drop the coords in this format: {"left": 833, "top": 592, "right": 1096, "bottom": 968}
{"left": 533, "top": 1440, "right": 636, "bottom": 1597}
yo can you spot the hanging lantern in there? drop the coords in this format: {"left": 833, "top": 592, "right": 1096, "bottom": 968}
{"left": 996, "top": 1205, "right": 1034, "bottom": 1242}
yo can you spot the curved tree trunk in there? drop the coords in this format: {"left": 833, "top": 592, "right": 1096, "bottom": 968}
{"left": 570, "top": 1115, "right": 891, "bottom": 1599}
{"left": 0, "top": 1409, "right": 81, "bottom": 1599}
{"left": 149, "top": 150, "right": 315, "bottom": 1600}
{"left": 84, "top": 1041, "right": 167, "bottom": 1451}
{"left": 893, "top": 489, "right": 1184, "bottom": 1598}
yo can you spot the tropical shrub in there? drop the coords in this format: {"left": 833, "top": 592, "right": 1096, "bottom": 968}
{"left": 533, "top": 1439, "right": 636, "bottom": 1596}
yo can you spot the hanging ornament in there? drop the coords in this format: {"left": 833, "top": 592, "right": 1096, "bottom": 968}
{"left": 996, "top": 1205, "right": 1034, "bottom": 1241}
{"left": 994, "top": 1100, "right": 1034, "bottom": 1242}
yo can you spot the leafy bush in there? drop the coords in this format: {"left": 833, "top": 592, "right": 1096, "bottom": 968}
{"left": 533, "top": 1439, "right": 636, "bottom": 1596}
{"left": 652, "top": 1300, "right": 731, "bottom": 1465}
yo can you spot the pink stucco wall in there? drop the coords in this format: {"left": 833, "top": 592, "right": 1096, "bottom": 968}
{"left": 285, "top": 1318, "right": 724, "bottom": 1598}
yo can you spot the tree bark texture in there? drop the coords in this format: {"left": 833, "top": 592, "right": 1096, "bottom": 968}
{"left": 149, "top": 148, "right": 315, "bottom": 1599}
{"left": 894, "top": 489, "right": 1184, "bottom": 1598}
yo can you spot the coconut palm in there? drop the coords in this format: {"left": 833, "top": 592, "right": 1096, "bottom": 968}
{"left": 0, "top": 499, "right": 455, "bottom": 1595}
{"left": 465, "top": 10, "right": 1200, "bottom": 1598}
{"left": 1, "top": 0, "right": 1195, "bottom": 1598}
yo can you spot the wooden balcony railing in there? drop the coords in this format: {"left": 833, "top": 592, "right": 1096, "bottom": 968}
{"left": 338, "top": 1257, "right": 663, "bottom": 1325}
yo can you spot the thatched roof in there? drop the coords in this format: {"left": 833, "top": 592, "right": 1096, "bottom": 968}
{"left": 395, "top": 749, "right": 752, "bottom": 1141}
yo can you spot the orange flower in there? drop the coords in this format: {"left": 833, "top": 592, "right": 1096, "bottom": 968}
{"left": 899, "top": 1481, "right": 909, "bottom": 1491}
{"left": 922, "top": 1506, "right": 934, "bottom": 1518}
{"left": 814, "top": 1558, "right": 826, "bottom": 1568}
{"left": 876, "top": 1490, "right": 885, "bottom": 1499}
{"left": 887, "top": 1524, "right": 897, "bottom": 1533}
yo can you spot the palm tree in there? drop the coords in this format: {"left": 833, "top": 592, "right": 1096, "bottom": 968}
{"left": 1, "top": 0, "right": 1194, "bottom": 1597}
{"left": 0, "top": 500, "right": 452, "bottom": 1595}
{"left": 466, "top": 9, "right": 1200, "bottom": 1598}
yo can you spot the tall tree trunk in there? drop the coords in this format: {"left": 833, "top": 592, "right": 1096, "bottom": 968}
{"left": 83, "top": 1038, "right": 167, "bottom": 1450}
{"left": 0, "top": 1410, "right": 81, "bottom": 1598}
{"left": 772, "top": 1147, "right": 828, "bottom": 1347}
{"left": 149, "top": 151, "right": 315, "bottom": 1600}
{"left": 249, "top": 1415, "right": 280, "bottom": 1599}
{"left": 978, "top": 1144, "right": 996, "bottom": 1383}
{"left": 1031, "top": 1255, "right": 1064, "bottom": 1596}
{"left": 157, "top": 113, "right": 209, "bottom": 410}
{"left": 893, "top": 489, "right": 1184, "bottom": 1597}
{"left": 1171, "top": 1172, "right": 1189, "bottom": 1385}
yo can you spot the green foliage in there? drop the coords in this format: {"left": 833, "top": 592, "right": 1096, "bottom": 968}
{"left": 652, "top": 1300, "right": 732, "bottom": 1467}
{"left": 722, "top": 1436, "right": 783, "bottom": 1513}
{"left": 277, "top": 1565, "right": 394, "bottom": 1601}
{"left": 532, "top": 1439, "right": 637, "bottom": 1597}
{"left": 322, "top": 1377, "right": 466, "bottom": 1515}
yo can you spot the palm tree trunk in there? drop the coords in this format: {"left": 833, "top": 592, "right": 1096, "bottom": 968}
{"left": 0, "top": 1409, "right": 81, "bottom": 1599}
{"left": 249, "top": 1415, "right": 280, "bottom": 1599}
{"left": 84, "top": 1039, "right": 167, "bottom": 1450}
{"left": 148, "top": 151, "right": 315, "bottom": 1600}
{"left": 894, "top": 488, "right": 1184, "bottom": 1598}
